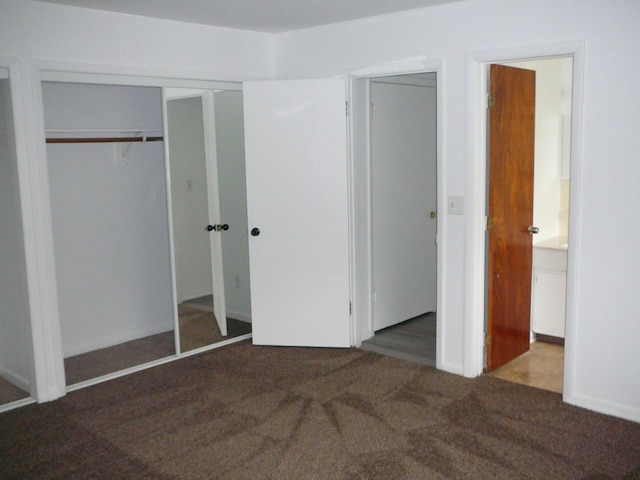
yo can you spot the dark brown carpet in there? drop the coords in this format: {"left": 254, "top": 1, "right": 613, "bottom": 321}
{"left": 0, "top": 377, "right": 30, "bottom": 406}
{"left": 1, "top": 341, "right": 639, "bottom": 479}
{"left": 63, "top": 306, "right": 252, "bottom": 385}
{"left": 178, "top": 305, "right": 252, "bottom": 353}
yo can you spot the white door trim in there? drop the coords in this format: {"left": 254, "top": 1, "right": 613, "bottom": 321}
{"left": 345, "top": 56, "right": 446, "bottom": 371}
{"left": 465, "top": 41, "right": 586, "bottom": 397}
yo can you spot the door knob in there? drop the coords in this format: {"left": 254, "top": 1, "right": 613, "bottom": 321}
{"left": 430, "top": 211, "right": 437, "bottom": 219}
{"left": 206, "top": 224, "right": 229, "bottom": 232}
{"left": 251, "top": 227, "right": 260, "bottom": 236}
{"left": 528, "top": 225, "right": 540, "bottom": 235}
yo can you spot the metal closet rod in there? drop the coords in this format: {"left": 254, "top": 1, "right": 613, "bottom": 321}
{"left": 46, "top": 136, "right": 163, "bottom": 144}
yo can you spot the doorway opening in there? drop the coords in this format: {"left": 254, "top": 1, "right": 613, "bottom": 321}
{"left": 358, "top": 72, "right": 438, "bottom": 366}
{"left": 484, "top": 56, "right": 573, "bottom": 394}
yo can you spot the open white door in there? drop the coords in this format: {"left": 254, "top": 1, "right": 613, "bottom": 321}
{"left": 243, "top": 79, "right": 351, "bottom": 347}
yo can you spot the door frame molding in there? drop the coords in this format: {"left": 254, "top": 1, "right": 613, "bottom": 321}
{"left": 466, "top": 42, "right": 586, "bottom": 399}
{"left": 345, "top": 56, "right": 446, "bottom": 371}
{"left": 19, "top": 59, "right": 246, "bottom": 403}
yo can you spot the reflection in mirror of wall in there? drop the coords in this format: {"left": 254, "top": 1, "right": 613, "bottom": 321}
{"left": 0, "top": 68, "right": 34, "bottom": 407}
{"left": 165, "top": 88, "right": 251, "bottom": 354}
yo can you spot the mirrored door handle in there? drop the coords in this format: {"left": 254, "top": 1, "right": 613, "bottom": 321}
{"left": 206, "top": 224, "right": 229, "bottom": 232}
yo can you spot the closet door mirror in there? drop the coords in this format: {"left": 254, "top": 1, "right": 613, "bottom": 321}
{"left": 164, "top": 88, "right": 251, "bottom": 353}
{"left": 43, "top": 82, "right": 176, "bottom": 386}
{"left": 0, "top": 67, "right": 34, "bottom": 406}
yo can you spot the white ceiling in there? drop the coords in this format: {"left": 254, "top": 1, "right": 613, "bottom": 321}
{"left": 36, "top": 0, "right": 464, "bottom": 33}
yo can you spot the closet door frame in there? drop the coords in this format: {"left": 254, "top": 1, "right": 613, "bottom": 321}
{"left": 23, "top": 60, "right": 245, "bottom": 403}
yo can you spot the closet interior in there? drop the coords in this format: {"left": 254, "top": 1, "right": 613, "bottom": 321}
{"left": 43, "top": 82, "right": 176, "bottom": 385}
{"left": 40, "top": 81, "right": 252, "bottom": 390}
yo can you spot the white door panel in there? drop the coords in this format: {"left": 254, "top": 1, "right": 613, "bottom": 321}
{"left": 371, "top": 81, "right": 437, "bottom": 331}
{"left": 244, "top": 80, "right": 350, "bottom": 347}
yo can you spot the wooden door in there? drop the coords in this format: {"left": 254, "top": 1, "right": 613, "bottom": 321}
{"left": 371, "top": 80, "right": 437, "bottom": 331}
{"left": 243, "top": 79, "right": 351, "bottom": 347}
{"left": 486, "top": 64, "right": 536, "bottom": 371}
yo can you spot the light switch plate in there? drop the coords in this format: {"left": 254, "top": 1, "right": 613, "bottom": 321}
{"left": 447, "top": 195, "right": 464, "bottom": 215}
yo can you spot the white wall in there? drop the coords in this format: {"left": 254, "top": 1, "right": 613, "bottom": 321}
{"left": 0, "top": 0, "right": 273, "bottom": 79}
{"left": 0, "top": 75, "right": 33, "bottom": 393}
{"left": 275, "top": 0, "right": 640, "bottom": 422}
{"left": 506, "top": 57, "right": 572, "bottom": 242}
{"left": 43, "top": 83, "right": 173, "bottom": 357}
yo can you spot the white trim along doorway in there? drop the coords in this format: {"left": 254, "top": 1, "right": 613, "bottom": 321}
{"left": 465, "top": 42, "right": 585, "bottom": 399}
{"left": 346, "top": 58, "right": 445, "bottom": 371}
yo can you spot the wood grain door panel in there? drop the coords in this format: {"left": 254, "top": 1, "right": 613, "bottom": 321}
{"left": 487, "top": 64, "right": 536, "bottom": 371}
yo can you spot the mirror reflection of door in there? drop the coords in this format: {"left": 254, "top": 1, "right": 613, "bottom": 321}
{"left": 165, "top": 88, "right": 251, "bottom": 353}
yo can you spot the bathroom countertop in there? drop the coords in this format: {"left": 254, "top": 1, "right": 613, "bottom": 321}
{"left": 533, "top": 236, "right": 568, "bottom": 251}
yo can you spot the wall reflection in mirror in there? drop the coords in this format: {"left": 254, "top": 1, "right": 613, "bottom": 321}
{"left": 165, "top": 88, "right": 252, "bottom": 353}
{"left": 0, "top": 68, "right": 34, "bottom": 407}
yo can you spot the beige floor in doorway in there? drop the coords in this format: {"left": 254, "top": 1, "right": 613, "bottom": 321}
{"left": 490, "top": 341, "right": 564, "bottom": 393}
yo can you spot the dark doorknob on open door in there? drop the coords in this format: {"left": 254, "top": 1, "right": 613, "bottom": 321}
{"left": 251, "top": 227, "right": 260, "bottom": 237}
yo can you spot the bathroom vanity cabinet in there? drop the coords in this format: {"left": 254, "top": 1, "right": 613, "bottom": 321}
{"left": 531, "top": 237, "right": 568, "bottom": 339}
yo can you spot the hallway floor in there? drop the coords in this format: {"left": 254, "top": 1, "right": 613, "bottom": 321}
{"left": 360, "top": 312, "right": 436, "bottom": 367}
{"left": 490, "top": 341, "right": 564, "bottom": 393}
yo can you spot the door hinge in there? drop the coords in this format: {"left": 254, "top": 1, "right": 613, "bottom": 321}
{"left": 346, "top": 100, "right": 349, "bottom": 116}
{"left": 487, "top": 93, "right": 495, "bottom": 109}
{"left": 370, "top": 102, "right": 376, "bottom": 118}
{"left": 486, "top": 216, "right": 494, "bottom": 231}
{"left": 349, "top": 301, "right": 352, "bottom": 315}
{"left": 485, "top": 332, "right": 492, "bottom": 347}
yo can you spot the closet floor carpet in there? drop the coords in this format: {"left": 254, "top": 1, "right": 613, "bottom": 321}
{"left": 64, "top": 305, "right": 251, "bottom": 385}
{"left": 0, "top": 377, "right": 29, "bottom": 406}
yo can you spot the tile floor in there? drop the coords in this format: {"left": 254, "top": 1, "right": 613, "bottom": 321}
{"left": 490, "top": 341, "right": 564, "bottom": 393}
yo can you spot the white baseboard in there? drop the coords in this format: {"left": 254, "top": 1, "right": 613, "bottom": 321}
{"left": 227, "top": 309, "right": 251, "bottom": 323}
{"left": 439, "top": 361, "right": 464, "bottom": 376}
{"left": 564, "top": 392, "right": 640, "bottom": 424}
{"left": 360, "top": 327, "right": 374, "bottom": 343}
{"left": 0, "top": 363, "right": 30, "bottom": 391}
